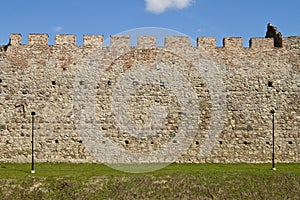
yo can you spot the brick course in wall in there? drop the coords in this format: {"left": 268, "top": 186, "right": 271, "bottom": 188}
{"left": 0, "top": 33, "right": 299, "bottom": 163}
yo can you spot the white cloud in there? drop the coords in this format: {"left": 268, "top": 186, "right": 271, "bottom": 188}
{"left": 53, "top": 26, "right": 63, "bottom": 32}
{"left": 145, "top": 0, "right": 194, "bottom": 14}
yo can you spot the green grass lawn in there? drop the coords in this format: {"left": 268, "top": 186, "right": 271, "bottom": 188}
{"left": 0, "top": 163, "right": 299, "bottom": 199}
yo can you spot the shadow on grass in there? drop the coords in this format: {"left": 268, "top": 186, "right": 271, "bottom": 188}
{"left": 0, "top": 164, "right": 32, "bottom": 175}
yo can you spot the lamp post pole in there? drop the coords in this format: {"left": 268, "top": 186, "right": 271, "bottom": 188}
{"left": 31, "top": 111, "right": 35, "bottom": 174}
{"left": 270, "top": 109, "right": 276, "bottom": 171}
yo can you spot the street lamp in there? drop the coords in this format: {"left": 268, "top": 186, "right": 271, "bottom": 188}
{"left": 31, "top": 111, "right": 35, "bottom": 174}
{"left": 270, "top": 109, "right": 276, "bottom": 171}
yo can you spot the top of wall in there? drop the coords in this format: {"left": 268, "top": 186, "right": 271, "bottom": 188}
{"left": 6, "top": 33, "right": 300, "bottom": 49}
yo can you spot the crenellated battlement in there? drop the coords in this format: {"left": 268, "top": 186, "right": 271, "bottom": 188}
{"left": 137, "top": 36, "right": 156, "bottom": 48}
{"left": 55, "top": 34, "right": 76, "bottom": 46}
{"left": 165, "top": 36, "right": 190, "bottom": 48}
{"left": 6, "top": 33, "right": 300, "bottom": 49}
{"left": 249, "top": 38, "right": 274, "bottom": 49}
{"left": 223, "top": 37, "right": 243, "bottom": 48}
{"left": 197, "top": 37, "right": 216, "bottom": 49}
{"left": 28, "top": 34, "right": 49, "bottom": 46}
{"left": 110, "top": 35, "right": 131, "bottom": 47}
{"left": 9, "top": 33, "right": 22, "bottom": 46}
{"left": 0, "top": 30, "right": 299, "bottom": 164}
{"left": 83, "top": 34, "right": 104, "bottom": 47}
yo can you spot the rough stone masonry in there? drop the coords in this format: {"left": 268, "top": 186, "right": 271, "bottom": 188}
{"left": 0, "top": 25, "right": 299, "bottom": 163}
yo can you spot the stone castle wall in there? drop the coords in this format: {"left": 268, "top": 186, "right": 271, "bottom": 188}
{"left": 0, "top": 33, "right": 299, "bottom": 163}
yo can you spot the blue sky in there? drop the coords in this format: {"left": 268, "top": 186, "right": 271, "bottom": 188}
{"left": 0, "top": 0, "right": 299, "bottom": 46}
